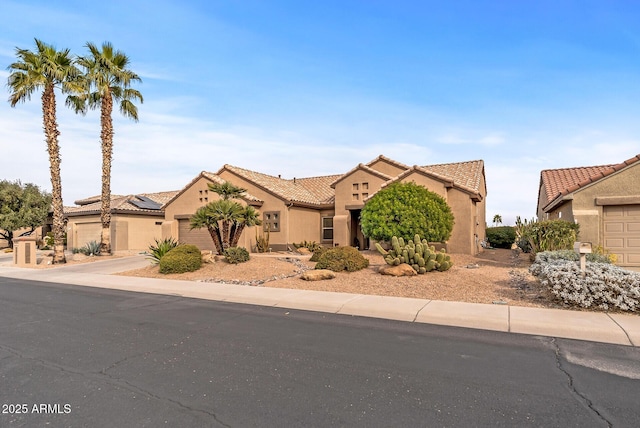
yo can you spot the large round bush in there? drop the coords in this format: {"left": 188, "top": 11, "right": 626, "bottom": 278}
{"left": 315, "top": 246, "right": 369, "bottom": 272}
{"left": 360, "top": 182, "right": 454, "bottom": 243}
{"left": 159, "top": 244, "right": 202, "bottom": 274}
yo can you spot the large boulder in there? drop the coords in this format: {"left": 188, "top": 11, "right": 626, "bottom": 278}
{"left": 301, "top": 269, "right": 336, "bottom": 281}
{"left": 296, "top": 247, "right": 311, "bottom": 255}
{"left": 378, "top": 263, "right": 417, "bottom": 277}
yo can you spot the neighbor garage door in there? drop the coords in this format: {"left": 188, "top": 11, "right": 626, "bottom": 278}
{"left": 75, "top": 222, "right": 102, "bottom": 249}
{"left": 178, "top": 219, "right": 215, "bottom": 251}
{"left": 603, "top": 205, "right": 640, "bottom": 267}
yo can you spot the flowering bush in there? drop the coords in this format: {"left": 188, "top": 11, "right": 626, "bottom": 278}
{"left": 530, "top": 253, "right": 640, "bottom": 311}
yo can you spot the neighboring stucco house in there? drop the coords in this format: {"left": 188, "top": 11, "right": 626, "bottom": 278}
{"left": 65, "top": 191, "right": 178, "bottom": 251}
{"left": 537, "top": 154, "right": 640, "bottom": 267}
{"left": 164, "top": 155, "right": 487, "bottom": 255}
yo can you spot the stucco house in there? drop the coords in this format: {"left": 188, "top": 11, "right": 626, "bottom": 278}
{"left": 65, "top": 191, "right": 178, "bottom": 251}
{"left": 163, "top": 155, "right": 487, "bottom": 255}
{"left": 536, "top": 154, "right": 640, "bottom": 267}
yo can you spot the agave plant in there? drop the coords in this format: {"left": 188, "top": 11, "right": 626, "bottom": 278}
{"left": 147, "top": 237, "right": 179, "bottom": 264}
{"left": 82, "top": 240, "right": 101, "bottom": 256}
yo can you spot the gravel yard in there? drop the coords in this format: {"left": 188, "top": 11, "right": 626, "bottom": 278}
{"left": 118, "top": 248, "right": 558, "bottom": 309}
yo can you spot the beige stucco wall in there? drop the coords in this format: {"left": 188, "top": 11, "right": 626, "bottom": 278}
{"left": 163, "top": 176, "right": 223, "bottom": 239}
{"left": 400, "top": 173, "right": 476, "bottom": 254}
{"left": 333, "top": 169, "right": 390, "bottom": 247}
{"left": 571, "top": 163, "right": 640, "bottom": 248}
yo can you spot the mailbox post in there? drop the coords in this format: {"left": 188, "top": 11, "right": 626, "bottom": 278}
{"left": 574, "top": 242, "right": 592, "bottom": 277}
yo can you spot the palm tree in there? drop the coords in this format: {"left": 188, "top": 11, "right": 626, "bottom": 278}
{"left": 208, "top": 181, "right": 247, "bottom": 200}
{"left": 190, "top": 181, "right": 261, "bottom": 253}
{"left": 7, "top": 39, "right": 82, "bottom": 264}
{"left": 230, "top": 206, "right": 262, "bottom": 247}
{"left": 68, "top": 42, "right": 143, "bottom": 255}
{"left": 492, "top": 214, "right": 503, "bottom": 227}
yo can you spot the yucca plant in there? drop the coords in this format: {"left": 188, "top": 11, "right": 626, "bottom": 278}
{"left": 147, "top": 237, "right": 180, "bottom": 264}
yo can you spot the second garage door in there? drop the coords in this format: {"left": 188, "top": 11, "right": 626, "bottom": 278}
{"left": 178, "top": 219, "right": 216, "bottom": 251}
{"left": 603, "top": 205, "right": 640, "bottom": 267}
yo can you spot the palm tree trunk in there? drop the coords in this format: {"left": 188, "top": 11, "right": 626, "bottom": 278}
{"left": 100, "top": 91, "right": 114, "bottom": 254}
{"left": 221, "top": 221, "right": 230, "bottom": 250}
{"left": 207, "top": 226, "right": 224, "bottom": 255}
{"left": 230, "top": 223, "right": 245, "bottom": 247}
{"left": 42, "top": 85, "right": 66, "bottom": 264}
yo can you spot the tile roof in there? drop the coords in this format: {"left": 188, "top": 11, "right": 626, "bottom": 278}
{"left": 65, "top": 190, "right": 179, "bottom": 215}
{"left": 421, "top": 160, "right": 485, "bottom": 194}
{"left": 330, "top": 163, "right": 393, "bottom": 188}
{"left": 221, "top": 165, "right": 341, "bottom": 206}
{"left": 223, "top": 157, "right": 485, "bottom": 206}
{"left": 365, "top": 154, "right": 410, "bottom": 171}
{"left": 540, "top": 154, "right": 640, "bottom": 210}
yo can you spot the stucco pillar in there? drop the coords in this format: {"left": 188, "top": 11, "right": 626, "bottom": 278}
{"left": 13, "top": 235, "right": 38, "bottom": 267}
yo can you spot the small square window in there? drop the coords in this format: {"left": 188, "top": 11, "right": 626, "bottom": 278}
{"left": 352, "top": 194, "right": 359, "bottom": 201}
{"left": 362, "top": 193, "right": 368, "bottom": 199}
{"left": 362, "top": 182, "right": 369, "bottom": 190}
{"left": 353, "top": 183, "right": 359, "bottom": 191}
{"left": 263, "top": 211, "right": 281, "bottom": 232}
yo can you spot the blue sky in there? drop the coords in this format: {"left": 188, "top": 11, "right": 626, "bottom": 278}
{"left": 1, "top": 0, "right": 639, "bottom": 225}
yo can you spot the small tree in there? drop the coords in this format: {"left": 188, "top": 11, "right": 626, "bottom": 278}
{"left": 189, "top": 181, "right": 262, "bottom": 254}
{"left": 0, "top": 180, "right": 52, "bottom": 248}
{"left": 360, "top": 182, "right": 454, "bottom": 243}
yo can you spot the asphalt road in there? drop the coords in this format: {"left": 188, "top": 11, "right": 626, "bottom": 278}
{"left": 1, "top": 278, "right": 639, "bottom": 427}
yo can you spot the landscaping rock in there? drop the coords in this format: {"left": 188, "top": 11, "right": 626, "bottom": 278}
{"left": 378, "top": 263, "right": 417, "bottom": 277}
{"left": 301, "top": 269, "right": 336, "bottom": 281}
{"left": 201, "top": 251, "right": 216, "bottom": 264}
{"left": 296, "top": 247, "right": 311, "bottom": 255}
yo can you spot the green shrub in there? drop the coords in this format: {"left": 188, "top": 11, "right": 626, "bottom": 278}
{"left": 515, "top": 217, "right": 579, "bottom": 258}
{"left": 485, "top": 226, "right": 516, "bottom": 249}
{"left": 223, "top": 247, "right": 250, "bottom": 264}
{"left": 310, "top": 246, "right": 328, "bottom": 262}
{"left": 315, "top": 246, "right": 369, "bottom": 272}
{"left": 81, "top": 240, "right": 101, "bottom": 256}
{"left": 360, "top": 182, "right": 454, "bottom": 243}
{"left": 147, "top": 237, "right": 180, "bottom": 264}
{"left": 159, "top": 244, "right": 202, "bottom": 274}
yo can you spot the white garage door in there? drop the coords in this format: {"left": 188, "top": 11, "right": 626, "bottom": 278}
{"left": 75, "top": 222, "right": 102, "bottom": 249}
{"left": 603, "top": 205, "right": 640, "bottom": 267}
{"left": 178, "top": 219, "right": 216, "bottom": 251}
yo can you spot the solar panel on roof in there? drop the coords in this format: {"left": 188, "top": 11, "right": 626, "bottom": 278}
{"left": 129, "top": 195, "right": 162, "bottom": 210}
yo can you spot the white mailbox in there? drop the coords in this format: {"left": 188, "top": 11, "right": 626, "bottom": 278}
{"left": 573, "top": 242, "right": 592, "bottom": 254}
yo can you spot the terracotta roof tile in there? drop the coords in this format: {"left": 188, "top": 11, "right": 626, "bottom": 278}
{"left": 540, "top": 154, "right": 640, "bottom": 209}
